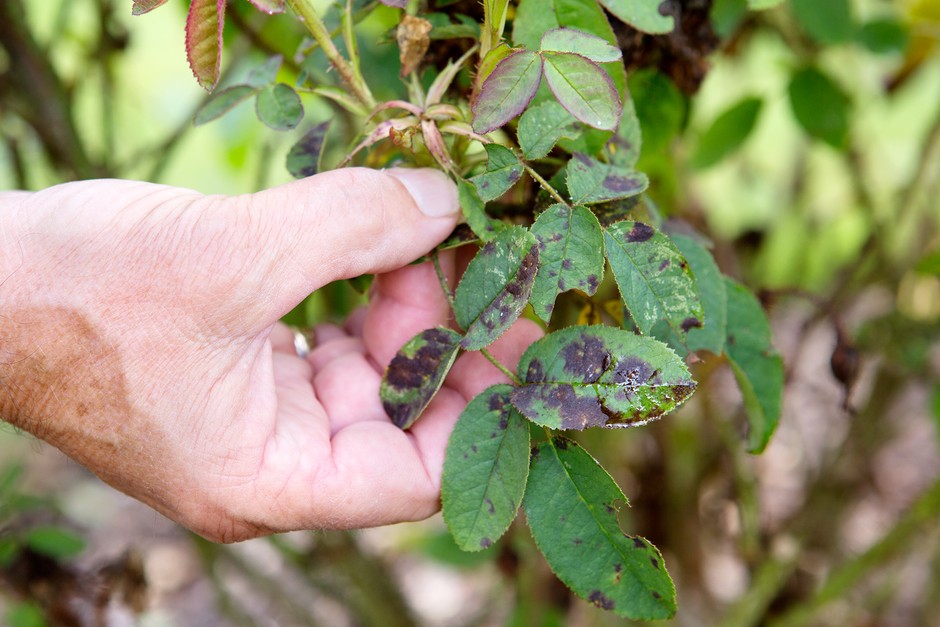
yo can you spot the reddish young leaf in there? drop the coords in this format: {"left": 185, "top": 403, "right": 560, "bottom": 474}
{"left": 131, "top": 0, "right": 168, "bottom": 15}
{"left": 246, "top": 0, "right": 286, "bottom": 13}
{"left": 186, "top": 0, "right": 226, "bottom": 91}
{"left": 471, "top": 49, "right": 542, "bottom": 135}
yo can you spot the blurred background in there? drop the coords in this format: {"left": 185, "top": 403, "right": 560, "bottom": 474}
{"left": 1, "top": 0, "right": 939, "bottom": 625}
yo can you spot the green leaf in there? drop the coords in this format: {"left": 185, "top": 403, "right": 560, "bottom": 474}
{"left": 605, "top": 88, "right": 642, "bottom": 168}
{"left": 627, "top": 69, "right": 686, "bottom": 155}
{"left": 457, "top": 179, "right": 502, "bottom": 242}
{"left": 25, "top": 526, "right": 85, "bottom": 560}
{"left": 185, "top": 0, "right": 226, "bottom": 91}
{"left": 596, "top": 0, "right": 675, "bottom": 34}
{"left": 442, "top": 385, "right": 531, "bottom": 551}
{"left": 194, "top": 85, "right": 258, "bottom": 125}
{"left": 455, "top": 227, "right": 540, "bottom": 350}
{"left": 711, "top": 0, "right": 748, "bottom": 38}
{"left": 788, "top": 66, "right": 851, "bottom": 150}
{"left": 691, "top": 96, "right": 762, "bottom": 169}
{"left": 915, "top": 248, "right": 940, "bottom": 275}
{"left": 469, "top": 144, "right": 524, "bottom": 202}
{"left": 723, "top": 278, "right": 783, "bottom": 453}
{"left": 524, "top": 438, "right": 676, "bottom": 619}
{"left": 246, "top": 54, "right": 283, "bottom": 87}
{"left": 286, "top": 121, "right": 330, "bottom": 179}
{"left": 858, "top": 19, "right": 909, "bottom": 55}
{"left": 511, "top": 325, "right": 695, "bottom": 429}
{"left": 747, "top": 0, "right": 783, "bottom": 8}
{"left": 542, "top": 52, "right": 621, "bottom": 131}
{"left": 517, "top": 100, "right": 581, "bottom": 160}
{"left": 530, "top": 204, "right": 605, "bottom": 323}
{"left": 791, "top": 0, "right": 855, "bottom": 45}
{"left": 256, "top": 83, "right": 304, "bottom": 130}
{"left": 381, "top": 327, "right": 463, "bottom": 429}
{"left": 604, "top": 221, "right": 703, "bottom": 341}
{"left": 6, "top": 602, "right": 46, "bottom": 627}
{"left": 671, "top": 234, "right": 726, "bottom": 354}
{"left": 540, "top": 28, "right": 622, "bottom": 63}
{"left": 472, "top": 50, "right": 543, "bottom": 134}
{"left": 132, "top": 0, "right": 168, "bottom": 16}
{"left": 567, "top": 153, "right": 648, "bottom": 205}
{"left": 513, "top": 0, "right": 616, "bottom": 50}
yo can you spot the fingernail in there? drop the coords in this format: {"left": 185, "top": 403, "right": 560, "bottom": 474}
{"left": 387, "top": 168, "right": 459, "bottom": 218}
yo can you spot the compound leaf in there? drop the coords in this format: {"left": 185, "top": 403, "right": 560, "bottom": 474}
{"left": 542, "top": 52, "right": 621, "bottom": 131}
{"left": 567, "top": 152, "right": 648, "bottom": 205}
{"left": 442, "top": 385, "right": 531, "bottom": 551}
{"left": 540, "top": 28, "right": 622, "bottom": 63}
{"left": 671, "top": 234, "right": 726, "bottom": 354}
{"left": 524, "top": 438, "right": 676, "bottom": 619}
{"left": 517, "top": 100, "right": 581, "bottom": 160}
{"left": 530, "top": 204, "right": 605, "bottom": 323}
{"left": 469, "top": 144, "right": 524, "bottom": 202}
{"left": 381, "top": 327, "right": 463, "bottom": 429}
{"left": 256, "top": 83, "right": 304, "bottom": 130}
{"left": 596, "top": 0, "right": 675, "bottom": 34}
{"left": 185, "top": 0, "right": 226, "bottom": 91}
{"left": 455, "top": 227, "right": 539, "bottom": 350}
{"left": 472, "top": 49, "right": 543, "bottom": 134}
{"left": 193, "top": 84, "right": 257, "bottom": 125}
{"left": 511, "top": 325, "right": 695, "bottom": 429}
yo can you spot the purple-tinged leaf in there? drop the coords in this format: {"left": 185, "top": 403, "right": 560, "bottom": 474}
{"left": 474, "top": 43, "right": 514, "bottom": 95}
{"left": 246, "top": 0, "right": 286, "bottom": 14}
{"left": 256, "top": 83, "right": 304, "bottom": 130}
{"left": 379, "top": 0, "right": 409, "bottom": 8}
{"left": 340, "top": 118, "right": 417, "bottom": 167}
{"left": 540, "top": 28, "right": 622, "bottom": 63}
{"left": 596, "top": 0, "right": 675, "bottom": 34}
{"left": 469, "top": 144, "right": 524, "bottom": 202}
{"left": 471, "top": 49, "right": 543, "bottom": 135}
{"left": 510, "top": 325, "right": 695, "bottom": 430}
{"left": 185, "top": 0, "right": 226, "bottom": 91}
{"left": 567, "top": 152, "right": 648, "bottom": 205}
{"left": 132, "top": 0, "right": 168, "bottom": 16}
{"left": 422, "top": 119, "right": 455, "bottom": 172}
{"left": 517, "top": 100, "right": 580, "bottom": 160}
{"left": 455, "top": 226, "right": 539, "bottom": 350}
{"left": 382, "top": 327, "right": 463, "bottom": 429}
{"left": 542, "top": 52, "right": 621, "bottom": 131}
{"left": 286, "top": 121, "right": 330, "bottom": 179}
{"left": 193, "top": 84, "right": 257, "bottom": 126}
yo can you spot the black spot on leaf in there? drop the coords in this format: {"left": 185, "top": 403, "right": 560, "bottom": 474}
{"left": 633, "top": 538, "right": 645, "bottom": 548}
{"left": 561, "top": 333, "right": 609, "bottom": 382}
{"left": 588, "top": 590, "right": 615, "bottom": 610}
{"left": 650, "top": 557, "right": 660, "bottom": 569}
{"left": 681, "top": 317, "right": 703, "bottom": 332}
{"left": 480, "top": 537, "right": 492, "bottom": 549}
{"left": 625, "top": 222, "right": 654, "bottom": 242}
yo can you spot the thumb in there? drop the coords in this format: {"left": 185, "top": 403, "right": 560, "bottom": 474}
{"left": 242, "top": 167, "right": 459, "bottom": 319}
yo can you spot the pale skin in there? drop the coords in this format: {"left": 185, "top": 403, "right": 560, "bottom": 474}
{"left": 0, "top": 168, "right": 542, "bottom": 543}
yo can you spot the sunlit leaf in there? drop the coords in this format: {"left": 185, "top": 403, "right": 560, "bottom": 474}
{"left": 723, "top": 278, "right": 783, "bottom": 453}
{"left": 457, "top": 179, "right": 503, "bottom": 242}
{"left": 193, "top": 84, "right": 257, "bottom": 125}
{"left": 472, "top": 50, "right": 543, "bottom": 134}
{"left": 524, "top": 438, "right": 676, "bottom": 619}
{"left": 256, "top": 83, "right": 304, "bottom": 130}
{"left": 455, "top": 227, "right": 539, "bottom": 350}
{"left": 381, "top": 327, "right": 463, "bottom": 429}
{"left": 747, "top": 0, "right": 783, "bottom": 8}
{"left": 442, "top": 385, "right": 530, "bottom": 551}
{"left": 543, "top": 52, "right": 621, "bottom": 131}
{"left": 671, "top": 234, "right": 726, "bottom": 355}
{"left": 131, "top": 0, "right": 168, "bottom": 16}
{"left": 246, "top": 55, "right": 283, "bottom": 87}
{"left": 286, "top": 121, "right": 330, "bottom": 178}
{"left": 604, "top": 222, "right": 703, "bottom": 342}
{"left": 511, "top": 325, "right": 695, "bottom": 429}
{"left": 596, "top": 0, "right": 675, "bottom": 34}
{"left": 185, "top": 0, "right": 226, "bottom": 91}
{"left": 469, "top": 144, "right": 524, "bottom": 202}
{"left": 25, "top": 526, "right": 85, "bottom": 560}
{"left": 567, "top": 153, "right": 648, "bottom": 205}
{"left": 788, "top": 66, "right": 850, "bottom": 150}
{"left": 791, "top": 0, "right": 855, "bottom": 45}
{"left": 540, "top": 28, "right": 622, "bottom": 63}
{"left": 691, "top": 96, "right": 762, "bottom": 169}
{"left": 246, "top": 0, "right": 286, "bottom": 14}
{"left": 517, "top": 100, "right": 581, "bottom": 160}
{"left": 530, "top": 204, "right": 605, "bottom": 323}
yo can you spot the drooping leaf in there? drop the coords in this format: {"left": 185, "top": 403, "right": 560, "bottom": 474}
{"left": 517, "top": 100, "right": 581, "bottom": 160}
{"left": 185, "top": 0, "right": 226, "bottom": 91}
{"left": 246, "top": 55, "right": 283, "bottom": 87}
{"left": 193, "top": 84, "right": 257, "bottom": 125}
{"left": 605, "top": 88, "right": 642, "bottom": 168}
{"left": 454, "top": 226, "right": 539, "bottom": 351}
{"left": 469, "top": 144, "right": 524, "bottom": 202}
{"left": 671, "top": 234, "right": 726, "bottom": 355}
{"left": 256, "top": 83, "right": 304, "bottom": 130}
{"left": 723, "top": 278, "right": 783, "bottom": 453}
{"left": 524, "top": 438, "right": 676, "bottom": 619}
{"left": 691, "top": 96, "right": 762, "bottom": 169}
{"left": 286, "top": 121, "right": 330, "bottom": 179}
{"left": 540, "top": 28, "right": 622, "bottom": 63}
{"left": 567, "top": 153, "right": 648, "bottom": 205}
{"left": 442, "top": 385, "right": 531, "bottom": 551}
{"left": 510, "top": 325, "right": 695, "bottom": 429}
{"left": 246, "top": 0, "right": 286, "bottom": 14}
{"left": 604, "top": 222, "right": 703, "bottom": 342}
{"left": 596, "top": 0, "right": 675, "bottom": 34}
{"left": 472, "top": 50, "right": 543, "bottom": 134}
{"left": 542, "top": 52, "right": 621, "bottom": 131}
{"left": 788, "top": 66, "right": 851, "bottom": 150}
{"left": 791, "top": 0, "right": 855, "bottom": 45}
{"left": 381, "top": 327, "right": 463, "bottom": 429}
{"left": 529, "top": 204, "right": 605, "bottom": 323}
{"left": 132, "top": 0, "right": 168, "bottom": 16}
{"left": 25, "top": 526, "right": 85, "bottom": 560}
{"left": 457, "top": 179, "right": 503, "bottom": 242}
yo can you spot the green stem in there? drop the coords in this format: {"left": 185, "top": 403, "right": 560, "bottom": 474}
{"left": 285, "top": 0, "right": 375, "bottom": 110}
{"left": 431, "top": 250, "right": 456, "bottom": 311}
{"left": 481, "top": 348, "right": 521, "bottom": 384}
{"left": 521, "top": 159, "right": 567, "bottom": 205}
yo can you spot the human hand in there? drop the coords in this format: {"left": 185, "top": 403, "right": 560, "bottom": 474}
{"left": 0, "top": 170, "right": 542, "bottom": 542}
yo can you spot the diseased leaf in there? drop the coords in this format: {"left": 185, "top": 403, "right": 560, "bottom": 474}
{"left": 543, "top": 52, "right": 621, "bottom": 131}
{"left": 723, "top": 278, "right": 783, "bottom": 453}
{"left": 455, "top": 227, "right": 539, "bottom": 351}
{"left": 540, "top": 28, "right": 622, "bottom": 63}
{"left": 691, "top": 96, "right": 762, "bottom": 169}
{"left": 604, "top": 221, "right": 703, "bottom": 342}
{"left": 671, "top": 234, "right": 726, "bottom": 354}
{"left": 246, "top": 55, "right": 283, "bottom": 87}
{"left": 442, "top": 385, "right": 530, "bottom": 551}
{"left": 132, "top": 0, "right": 168, "bottom": 16}
{"left": 788, "top": 67, "right": 851, "bottom": 150}
{"left": 517, "top": 100, "right": 581, "bottom": 160}
{"left": 469, "top": 144, "right": 524, "bottom": 202}
{"left": 457, "top": 179, "right": 503, "bottom": 242}
{"left": 286, "top": 121, "right": 330, "bottom": 178}
{"left": 193, "top": 84, "right": 257, "bottom": 125}
{"left": 472, "top": 49, "right": 543, "bottom": 134}
{"left": 596, "top": 0, "right": 675, "bottom": 34}
{"left": 398, "top": 15, "right": 433, "bottom": 77}
{"left": 381, "top": 327, "right": 463, "bottom": 429}
{"left": 246, "top": 0, "right": 286, "bottom": 14}
{"left": 185, "top": 0, "right": 226, "bottom": 91}
{"left": 567, "top": 152, "right": 648, "bottom": 205}
{"left": 511, "top": 325, "right": 695, "bottom": 429}
{"left": 605, "top": 88, "right": 642, "bottom": 168}
{"left": 530, "top": 204, "right": 605, "bottom": 323}
{"left": 256, "top": 83, "right": 304, "bottom": 130}
{"left": 524, "top": 438, "right": 676, "bottom": 619}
